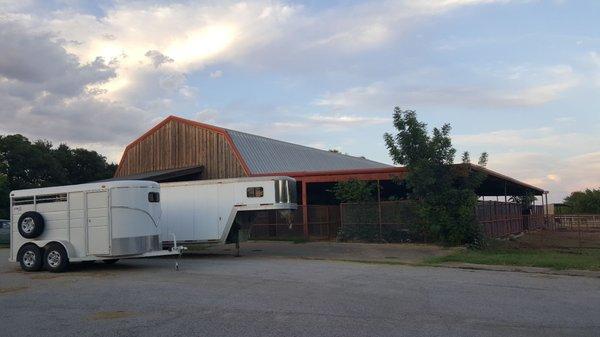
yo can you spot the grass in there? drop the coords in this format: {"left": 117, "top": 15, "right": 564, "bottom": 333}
{"left": 427, "top": 230, "right": 600, "bottom": 271}
{"left": 427, "top": 248, "right": 600, "bottom": 271}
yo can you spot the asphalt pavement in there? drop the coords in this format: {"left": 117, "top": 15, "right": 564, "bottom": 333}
{"left": 1, "top": 247, "right": 599, "bottom": 337}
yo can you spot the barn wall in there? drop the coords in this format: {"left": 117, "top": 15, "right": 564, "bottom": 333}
{"left": 115, "top": 120, "right": 247, "bottom": 179}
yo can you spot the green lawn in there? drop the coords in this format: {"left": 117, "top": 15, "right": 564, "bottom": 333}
{"left": 427, "top": 248, "right": 600, "bottom": 271}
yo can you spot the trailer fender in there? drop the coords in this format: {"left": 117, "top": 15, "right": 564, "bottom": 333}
{"left": 50, "top": 240, "right": 76, "bottom": 260}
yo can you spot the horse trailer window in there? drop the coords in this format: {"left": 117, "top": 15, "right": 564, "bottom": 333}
{"left": 247, "top": 187, "right": 264, "bottom": 198}
{"left": 12, "top": 197, "right": 34, "bottom": 205}
{"left": 148, "top": 192, "right": 160, "bottom": 203}
{"left": 36, "top": 194, "right": 67, "bottom": 204}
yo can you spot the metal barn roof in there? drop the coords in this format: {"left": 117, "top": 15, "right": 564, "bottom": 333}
{"left": 225, "top": 129, "right": 392, "bottom": 174}
{"left": 115, "top": 116, "right": 545, "bottom": 195}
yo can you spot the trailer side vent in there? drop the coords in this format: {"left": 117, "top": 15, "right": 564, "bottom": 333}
{"left": 246, "top": 187, "right": 264, "bottom": 198}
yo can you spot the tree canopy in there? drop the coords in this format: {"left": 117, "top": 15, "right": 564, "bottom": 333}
{"left": 330, "top": 179, "right": 376, "bottom": 203}
{"left": 0, "top": 134, "right": 117, "bottom": 218}
{"left": 563, "top": 189, "right": 600, "bottom": 214}
{"left": 383, "top": 108, "right": 488, "bottom": 245}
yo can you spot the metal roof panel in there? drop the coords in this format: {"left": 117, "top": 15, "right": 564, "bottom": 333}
{"left": 226, "top": 129, "right": 392, "bottom": 174}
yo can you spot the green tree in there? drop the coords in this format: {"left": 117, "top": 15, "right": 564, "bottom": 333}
{"left": 509, "top": 193, "right": 537, "bottom": 212}
{"left": 563, "top": 189, "right": 600, "bottom": 214}
{"left": 0, "top": 174, "right": 8, "bottom": 219}
{"left": 330, "top": 179, "right": 376, "bottom": 203}
{"left": 52, "top": 144, "right": 117, "bottom": 184}
{"left": 0, "top": 134, "right": 118, "bottom": 217}
{"left": 0, "top": 135, "right": 66, "bottom": 190}
{"left": 383, "top": 108, "right": 488, "bottom": 245}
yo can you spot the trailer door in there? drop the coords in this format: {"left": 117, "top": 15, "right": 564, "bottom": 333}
{"left": 196, "top": 184, "right": 220, "bottom": 240}
{"left": 218, "top": 183, "right": 235, "bottom": 239}
{"left": 86, "top": 191, "right": 110, "bottom": 255}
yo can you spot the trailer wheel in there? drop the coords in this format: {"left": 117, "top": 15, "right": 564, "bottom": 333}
{"left": 103, "top": 259, "right": 119, "bottom": 265}
{"left": 17, "top": 244, "right": 43, "bottom": 272}
{"left": 44, "top": 243, "right": 69, "bottom": 273}
{"left": 18, "top": 211, "right": 45, "bottom": 239}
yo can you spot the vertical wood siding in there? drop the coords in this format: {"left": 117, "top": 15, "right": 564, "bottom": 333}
{"left": 116, "top": 120, "right": 247, "bottom": 179}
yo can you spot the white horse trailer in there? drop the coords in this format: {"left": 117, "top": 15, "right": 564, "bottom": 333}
{"left": 160, "top": 176, "right": 297, "bottom": 247}
{"left": 9, "top": 181, "right": 182, "bottom": 272}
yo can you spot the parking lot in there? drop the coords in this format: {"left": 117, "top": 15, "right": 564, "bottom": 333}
{"left": 1, "top": 245, "right": 600, "bottom": 337}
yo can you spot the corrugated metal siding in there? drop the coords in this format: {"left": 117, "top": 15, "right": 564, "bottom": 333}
{"left": 226, "top": 129, "right": 392, "bottom": 174}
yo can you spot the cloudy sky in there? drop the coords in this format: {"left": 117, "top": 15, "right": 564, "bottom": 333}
{"left": 1, "top": 0, "right": 599, "bottom": 201}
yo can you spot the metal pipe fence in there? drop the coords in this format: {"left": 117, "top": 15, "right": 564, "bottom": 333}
{"left": 549, "top": 214, "right": 600, "bottom": 231}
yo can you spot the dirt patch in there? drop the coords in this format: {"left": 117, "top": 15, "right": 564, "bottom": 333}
{"left": 511, "top": 230, "right": 600, "bottom": 250}
{"left": 88, "top": 310, "right": 136, "bottom": 320}
{"left": 30, "top": 274, "right": 64, "bottom": 280}
{"left": 200, "top": 241, "right": 456, "bottom": 265}
{"left": 0, "top": 286, "right": 29, "bottom": 295}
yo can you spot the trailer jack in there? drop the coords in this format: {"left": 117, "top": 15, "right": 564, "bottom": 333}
{"left": 170, "top": 233, "right": 187, "bottom": 271}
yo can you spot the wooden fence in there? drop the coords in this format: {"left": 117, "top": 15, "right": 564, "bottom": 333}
{"left": 476, "top": 201, "right": 547, "bottom": 237}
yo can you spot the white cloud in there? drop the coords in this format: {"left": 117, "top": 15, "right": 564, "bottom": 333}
{"left": 1, "top": 0, "right": 514, "bottom": 113}
{"left": 0, "top": 19, "right": 154, "bottom": 148}
{"left": 589, "top": 51, "right": 600, "bottom": 86}
{"left": 409, "top": 65, "right": 579, "bottom": 107}
{"left": 315, "top": 64, "right": 580, "bottom": 112}
{"left": 210, "top": 70, "right": 223, "bottom": 78}
{"left": 554, "top": 116, "right": 575, "bottom": 123}
{"left": 43, "top": 1, "right": 298, "bottom": 95}
{"left": 455, "top": 125, "right": 600, "bottom": 202}
{"left": 308, "top": 114, "right": 389, "bottom": 126}
{"left": 454, "top": 126, "right": 599, "bottom": 151}
{"left": 2, "top": 0, "right": 574, "bottom": 166}
{"left": 145, "top": 50, "right": 174, "bottom": 68}
{"left": 487, "top": 151, "right": 600, "bottom": 203}
{"left": 300, "top": 0, "right": 507, "bottom": 52}
{"left": 314, "top": 83, "right": 388, "bottom": 110}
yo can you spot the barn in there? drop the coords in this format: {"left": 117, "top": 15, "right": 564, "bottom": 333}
{"left": 115, "top": 115, "right": 547, "bottom": 240}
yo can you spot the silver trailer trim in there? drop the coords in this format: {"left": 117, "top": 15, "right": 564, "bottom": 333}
{"left": 110, "top": 235, "right": 160, "bottom": 256}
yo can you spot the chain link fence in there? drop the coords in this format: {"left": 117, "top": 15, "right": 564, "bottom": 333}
{"left": 338, "top": 201, "right": 417, "bottom": 242}
{"left": 247, "top": 206, "right": 340, "bottom": 241}
{"left": 244, "top": 201, "right": 600, "bottom": 248}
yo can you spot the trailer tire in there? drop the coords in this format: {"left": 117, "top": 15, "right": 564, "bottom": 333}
{"left": 44, "top": 243, "right": 69, "bottom": 273}
{"left": 103, "top": 259, "right": 119, "bottom": 265}
{"left": 18, "top": 211, "right": 45, "bottom": 239}
{"left": 17, "top": 244, "right": 43, "bottom": 272}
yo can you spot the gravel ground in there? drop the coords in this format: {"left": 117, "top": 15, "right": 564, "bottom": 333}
{"left": 1, "top": 247, "right": 599, "bottom": 337}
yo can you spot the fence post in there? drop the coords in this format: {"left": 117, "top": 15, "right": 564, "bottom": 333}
{"left": 377, "top": 180, "right": 382, "bottom": 242}
{"left": 302, "top": 180, "right": 309, "bottom": 240}
{"left": 339, "top": 203, "right": 344, "bottom": 236}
